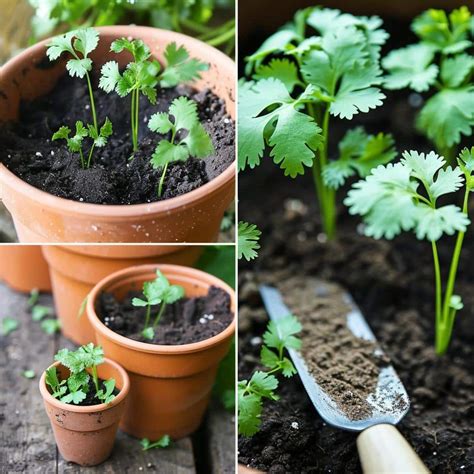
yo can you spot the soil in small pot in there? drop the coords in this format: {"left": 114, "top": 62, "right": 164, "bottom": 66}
{"left": 0, "top": 73, "right": 235, "bottom": 204}
{"left": 97, "top": 286, "right": 233, "bottom": 344}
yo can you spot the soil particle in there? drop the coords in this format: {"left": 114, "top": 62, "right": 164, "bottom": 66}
{"left": 97, "top": 286, "right": 233, "bottom": 345}
{"left": 0, "top": 73, "right": 234, "bottom": 204}
{"left": 279, "top": 278, "right": 391, "bottom": 421}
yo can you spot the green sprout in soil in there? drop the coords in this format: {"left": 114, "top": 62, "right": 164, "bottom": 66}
{"left": 238, "top": 315, "right": 302, "bottom": 436}
{"left": 238, "top": 221, "right": 261, "bottom": 261}
{"left": 28, "top": 288, "right": 39, "bottom": 307}
{"left": 46, "top": 343, "right": 116, "bottom": 405}
{"left": 1, "top": 317, "right": 19, "bottom": 336}
{"left": 100, "top": 39, "right": 208, "bottom": 153}
{"left": 346, "top": 147, "right": 474, "bottom": 355}
{"left": 239, "top": 7, "right": 394, "bottom": 240}
{"left": 23, "top": 370, "right": 36, "bottom": 379}
{"left": 29, "top": 302, "right": 61, "bottom": 334}
{"left": 148, "top": 96, "right": 214, "bottom": 197}
{"left": 141, "top": 435, "right": 171, "bottom": 451}
{"left": 47, "top": 28, "right": 113, "bottom": 168}
{"left": 383, "top": 7, "right": 474, "bottom": 162}
{"left": 132, "top": 269, "right": 185, "bottom": 341}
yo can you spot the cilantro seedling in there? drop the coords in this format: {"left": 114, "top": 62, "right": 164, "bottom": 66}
{"left": 148, "top": 96, "right": 214, "bottom": 196}
{"left": 41, "top": 319, "right": 61, "bottom": 335}
{"left": 47, "top": 343, "right": 116, "bottom": 405}
{"left": 23, "top": 370, "right": 36, "bottom": 379}
{"left": 239, "top": 7, "right": 393, "bottom": 239}
{"left": 346, "top": 148, "right": 474, "bottom": 355}
{"left": 47, "top": 28, "right": 113, "bottom": 168}
{"left": 28, "top": 288, "right": 39, "bottom": 307}
{"left": 238, "top": 221, "right": 261, "bottom": 261}
{"left": 1, "top": 317, "right": 19, "bottom": 336}
{"left": 132, "top": 270, "right": 185, "bottom": 340}
{"left": 141, "top": 435, "right": 171, "bottom": 451}
{"left": 238, "top": 315, "right": 301, "bottom": 436}
{"left": 382, "top": 7, "right": 474, "bottom": 161}
{"left": 100, "top": 39, "right": 208, "bottom": 152}
{"left": 31, "top": 304, "right": 53, "bottom": 321}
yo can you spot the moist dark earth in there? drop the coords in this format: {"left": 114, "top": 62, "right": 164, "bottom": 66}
{"left": 0, "top": 72, "right": 235, "bottom": 204}
{"left": 98, "top": 286, "right": 234, "bottom": 345}
{"left": 238, "top": 21, "right": 474, "bottom": 474}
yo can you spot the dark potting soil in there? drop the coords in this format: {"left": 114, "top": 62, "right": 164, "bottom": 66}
{"left": 98, "top": 286, "right": 233, "bottom": 345}
{"left": 53, "top": 377, "right": 119, "bottom": 407}
{"left": 0, "top": 73, "right": 234, "bottom": 204}
{"left": 238, "top": 25, "right": 473, "bottom": 474}
{"left": 279, "top": 278, "right": 392, "bottom": 421}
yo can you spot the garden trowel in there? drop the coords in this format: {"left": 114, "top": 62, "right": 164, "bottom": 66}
{"left": 259, "top": 284, "right": 429, "bottom": 474}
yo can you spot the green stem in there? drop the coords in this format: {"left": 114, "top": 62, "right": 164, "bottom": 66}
{"left": 92, "top": 365, "right": 99, "bottom": 394}
{"left": 131, "top": 90, "right": 136, "bottom": 150}
{"left": 431, "top": 241, "right": 442, "bottom": 344}
{"left": 85, "top": 72, "right": 98, "bottom": 131}
{"left": 144, "top": 305, "right": 151, "bottom": 329}
{"left": 86, "top": 144, "right": 95, "bottom": 168}
{"left": 153, "top": 303, "right": 166, "bottom": 328}
{"left": 158, "top": 162, "right": 169, "bottom": 197}
{"left": 79, "top": 148, "right": 85, "bottom": 169}
{"left": 135, "top": 89, "right": 140, "bottom": 151}
{"left": 206, "top": 26, "right": 235, "bottom": 47}
{"left": 181, "top": 18, "right": 214, "bottom": 34}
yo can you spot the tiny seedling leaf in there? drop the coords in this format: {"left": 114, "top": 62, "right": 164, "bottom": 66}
{"left": 238, "top": 221, "right": 261, "bottom": 261}
{"left": 1, "top": 317, "right": 19, "bottom": 336}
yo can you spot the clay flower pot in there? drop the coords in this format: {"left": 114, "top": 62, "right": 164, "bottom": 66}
{"left": 87, "top": 264, "right": 235, "bottom": 439}
{"left": 42, "top": 245, "right": 203, "bottom": 345}
{"left": 0, "top": 245, "right": 51, "bottom": 292}
{"left": 39, "top": 357, "right": 130, "bottom": 466}
{"left": 0, "top": 26, "right": 235, "bottom": 243}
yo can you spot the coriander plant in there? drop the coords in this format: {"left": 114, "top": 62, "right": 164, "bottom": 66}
{"left": 46, "top": 343, "right": 116, "bottom": 405}
{"left": 383, "top": 7, "right": 474, "bottom": 162}
{"left": 148, "top": 96, "right": 214, "bottom": 196}
{"left": 132, "top": 270, "right": 185, "bottom": 340}
{"left": 345, "top": 148, "right": 474, "bottom": 355}
{"left": 47, "top": 28, "right": 113, "bottom": 168}
{"left": 100, "top": 39, "right": 208, "bottom": 152}
{"left": 238, "top": 315, "right": 301, "bottom": 436}
{"left": 239, "top": 7, "right": 395, "bottom": 239}
{"left": 238, "top": 221, "right": 261, "bottom": 261}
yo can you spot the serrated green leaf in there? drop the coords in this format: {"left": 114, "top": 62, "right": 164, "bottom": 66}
{"left": 151, "top": 140, "right": 189, "bottom": 168}
{"left": 414, "top": 204, "right": 469, "bottom": 241}
{"left": 61, "top": 390, "right": 86, "bottom": 405}
{"left": 67, "top": 370, "right": 89, "bottom": 393}
{"left": 52, "top": 126, "right": 71, "bottom": 141}
{"left": 46, "top": 31, "right": 75, "bottom": 60}
{"left": 148, "top": 111, "right": 172, "bottom": 134}
{"left": 73, "top": 28, "right": 99, "bottom": 57}
{"left": 66, "top": 57, "right": 92, "bottom": 78}
{"left": 440, "top": 54, "right": 474, "bottom": 88}
{"left": 238, "top": 391, "right": 263, "bottom": 437}
{"left": 169, "top": 96, "right": 199, "bottom": 131}
{"left": 280, "top": 358, "right": 297, "bottom": 377}
{"left": 41, "top": 319, "right": 61, "bottom": 335}
{"left": 111, "top": 38, "right": 150, "bottom": 62}
{"left": 237, "top": 221, "right": 261, "bottom": 261}
{"left": 254, "top": 58, "right": 302, "bottom": 93}
{"left": 22, "top": 370, "right": 36, "bottom": 379}
{"left": 32, "top": 304, "right": 53, "bottom": 321}
{"left": 248, "top": 371, "right": 279, "bottom": 399}
{"left": 1, "top": 317, "right": 19, "bottom": 336}
{"left": 263, "top": 315, "right": 302, "bottom": 353}
{"left": 141, "top": 435, "right": 171, "bottom": 450}
{"left": 99, "top": 61, "right": 121, "bottom": 93}
{"left": 260, "top": 345, "right": 279, "bottom": 370}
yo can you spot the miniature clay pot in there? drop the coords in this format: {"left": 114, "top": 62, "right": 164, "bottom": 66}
{"left": 87, "top": 264, "right": 235, "bottom": 439}
{"left": 42, "top": 245, "right": 202, "bottom": 345}
{"left": 0, "top": 26, "right": 235, "bottom": 243}
{"left": 0, "top": 245, "right": 51, "bottom": 292}
{"left": 39, "top": 357, "right": 130, "bottom": 466}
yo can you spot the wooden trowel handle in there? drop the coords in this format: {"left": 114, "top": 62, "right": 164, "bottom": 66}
{"left": 357, "top": 424, "right": 430, "bottom": 473}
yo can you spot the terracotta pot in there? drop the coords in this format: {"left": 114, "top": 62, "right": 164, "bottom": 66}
{"left": 42, "top": 245, "right": 203, "bottom": 345}
{"left": 0, "top": 245, "right": 51, "bottom": 292}
{"left": 87, "top": 264, "right": 236, "bottom": 439}
{"left": 0, "top": 26, "right": 235, "bottom": 243}
{"left": 39, "top": 357, "right": 130, "bottom": 466}
{"left": 238, "top": 465, "right": 265, "bottom": 474}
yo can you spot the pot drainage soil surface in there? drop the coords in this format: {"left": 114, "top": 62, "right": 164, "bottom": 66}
{"left": 0, "top": 74, "right": 234, "bottom": 204}
{"left": 279, "top": 278, "right": 392, "bottom": 421}
{"left": 98, "top": 286, "right": 233, "bottom": 345}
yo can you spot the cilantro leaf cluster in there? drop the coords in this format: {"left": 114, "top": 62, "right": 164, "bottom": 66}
{"left": 132, "top": 269, "right": 185, "bottom": 340}
{"left": 382, "top": 7, "right": 474, "bottom": 155}
{"left": 238, "top": 315, "right": 301, "bottom": 436}
{"left": 237, "top": 221, "right": 261, "bottom": 261}
{"left": 45, "top": 343, "right": 116, "bottom": 405}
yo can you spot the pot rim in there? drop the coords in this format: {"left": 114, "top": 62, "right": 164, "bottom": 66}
{"left": 39, "top": 357, "right": 130, "bottom": 413}
{"left": 0, "top": 25, "right": 235, "bottom": 219}
{"left": 87, "top": 263, "right": 236, "bottom": 354}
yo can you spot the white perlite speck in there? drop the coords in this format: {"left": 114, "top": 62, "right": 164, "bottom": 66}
{"left": 199, "top": 318, "right": 206, "bottom": 324}
{"left": 291, "top": 422, "right": 299, "bottom": 429}
{"left": 35, "top": 152, "right": 42, "bottom": 157}
{"left": 250, "top": 336, "right": 262, "bottom": 346}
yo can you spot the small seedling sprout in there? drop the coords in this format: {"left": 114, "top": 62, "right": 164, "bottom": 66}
{"left": 148, "top": 96, "right": 214, "bottom": 196}
{"left": 141, "top": 435, "right": 171, "bottom": 450}
{"left": 132, "top": 269, "right": 185, "bottom": 340}
{"left": 238, "top": 221, "right": 261, "bottom": 261}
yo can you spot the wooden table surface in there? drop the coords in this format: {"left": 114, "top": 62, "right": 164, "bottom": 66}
{"left": 0, "top": 282, "right": 235, "bottom": 473}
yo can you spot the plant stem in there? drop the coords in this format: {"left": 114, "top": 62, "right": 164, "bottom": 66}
{"left": 135, "top": 88, "right": 140, "bottom": 150}
{"left": 85, "top": 72, "right": 98, "bottom": 131}
{"left": 153, "top": 303, "right": 166, "bottom": 328}
{"left": 92, "top": 364, "right": 99, "bottom": 394}
{"left": 144, "top": 305, "right": 151, "bottom": 329}
{"left": 431, "top": 240, "right": 442, "bottom": 332}
{"left": 206, "top": 26, "right": 235, "bottom": 47}
{"left": 79, "top": 148, "right": 85, "bottom": 169}
{"left": 86, "top": 144, "right": 95, "bottom": 168}
{"left": 158, "top": 163, "right": 168, "bottom": 197}
{"left": 131, "top": 89, "right": 139, "bottom": 151}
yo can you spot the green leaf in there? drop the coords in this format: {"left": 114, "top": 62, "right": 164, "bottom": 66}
{"left": 449, "top": 294, "right": 464, "bottom": 311}
{"left": 238, "top": 389, "right": 263, "bottom": 436}
{"left": 382, "top": 44, "right": 438, "bottom": 93}
{"left": 78, "top": 343, "right": 104, "bottom": 367}
{"left": 440, "top": 54, "right": 474, "bottom": 88}
{"left": 148, "top": 112, "right": 174, "bottom": 134}
{"left": 111, "top": 38, "right": 150, "bottom": 62}
{"left": 77, "top": 295, "right": 88, "bottom": 319}
{"left": 141, "top": 435, "right": 171, "bottom": 451}
{"left": 1, "top": 317, "right": 19, "bottom": 336}
{"left": 132, "top": 298, "right": 149, "bottom": 307}
{"left": 160, "top": 42, "right": 208, "bottom": 88}
{"left": 183, "top": 124, "right": 214, "bottom": 158}
{"left": 99, "top": 61, "right": 121, "bottom": 93}
{"left": 32, "top": 304, "right": 53, "bottom": 321}
{"left": 52, "top": 126, "right": 71, "bottom": 141}
{"left": 263, "top": 316, "right": 302, "bottom": 353}
{"left": 142, "top": 327, "right": 155, "bottom": 340}
{"left": 28, "top": 289, "right": 39, "bottom": 307}
{"left": 239, "top": 79, "right": 323, "bottom": 176}
{"left": 260, "top": 345, "right": 279, "bottom": 370}
{"left": 22, "top": 370, "right": 36, "bottom": 379}
{"left": 97, "top": 379, "right": 116, "bottom": 404}
{"left": 46, "top": 31, "right": 75, "bottom": 60}
{"left": 254, "top": 58, "right": 302, "bottom": 93}
{"left": 66, "top": 57, "right": 92, "bottom": 78}
{"left": 238, "top": 221, "right": 261, "bottom": 261}
{"left": 41, "top": 319, "right": 61, "bottom": 335}
{"left": 248, "top": 371, "right": 279, "bottom": 399}
{"left": 417, "top": 87, "right": 474, "bottom": 149}
{"left": 67, "top": 370, "right": 89, "bottom": 393}
{"left": 169, "top": 96, "right": 199, "bottom": 131}
{"left": 73, "top": 28, "right": 99, "bottom": 57}
{"left": 151, "top": 140, "right": 189, "bottom": 168}
{"left": 45, "top": 367, "right": 65, "bottom": 396}
{"left": 280, "top": 358, "right": 297, "bottom": 377}
{"left": 414, "top": 205, "right": 469, "bottom": 241}
{"left": 94, "top": 118, "right": 113, "bottom": 147}
{"left": 61, "top": 390, "right": 86, "bottom": 405}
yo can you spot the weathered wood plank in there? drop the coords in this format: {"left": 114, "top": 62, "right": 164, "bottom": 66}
{"left": 0, "top": 282, "right": 57, "bottom": 473}
{"left": 207, "top": 402, "right": 236, "bottom": 473}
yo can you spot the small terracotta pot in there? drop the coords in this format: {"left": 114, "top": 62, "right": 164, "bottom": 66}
{"left": 39, "top": 357, "right": 130, "bottom": 466}
{"left": 87, "top": 264, "right": 235, "bottom": 439}
{"left": 0, "top": 245, "right": 51, "bottom": 292}
{"left": 42, "top": 245, "right": 203, "bottom": 345}
{"left": 0, "top": 26, "right": 235, "bottom": 243}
